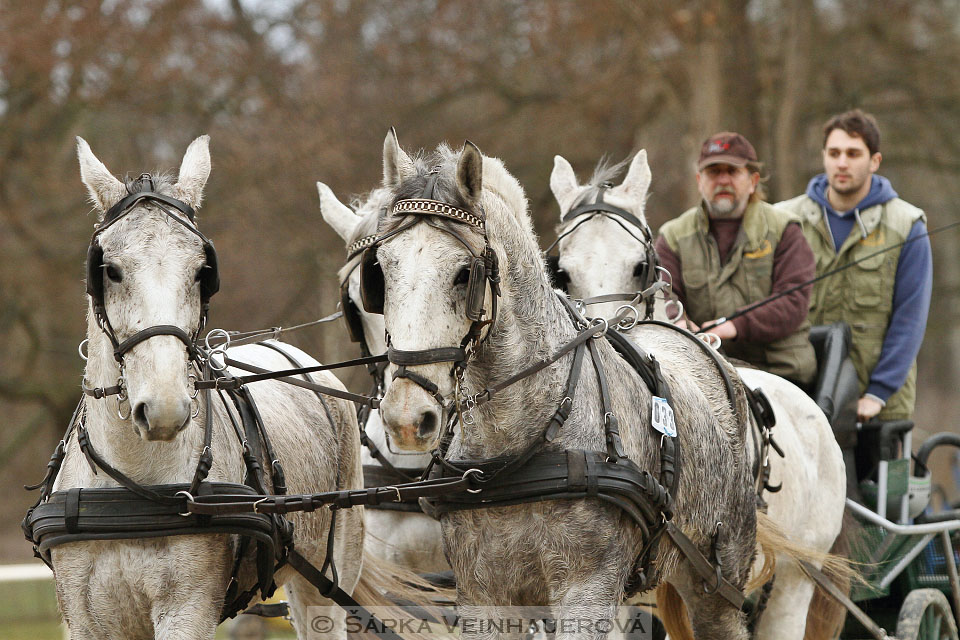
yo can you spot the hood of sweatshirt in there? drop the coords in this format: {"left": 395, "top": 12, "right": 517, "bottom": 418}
{"left": 806, "top": 173, "right": 898, "bottom": 215}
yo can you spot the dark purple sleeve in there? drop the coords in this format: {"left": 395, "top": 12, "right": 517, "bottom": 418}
{"left": 732, "top": 222, "right": 814, "bottom": 342}
{"left": 655, "top": 235, "right": 685, "bottom": 305}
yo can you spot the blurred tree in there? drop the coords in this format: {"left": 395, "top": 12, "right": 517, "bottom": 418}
{"left": 3, "top": 0, "right": 960, "bottom": 559}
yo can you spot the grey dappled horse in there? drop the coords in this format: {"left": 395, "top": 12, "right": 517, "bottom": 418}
{"left": 50, "top": 137, "right": 385, "bottom": 639}
{"left": 373, "top": 133, "right": 758, "bottom": 640}
{"left": 549, "top": 151, "right": 848, "bottom": 640}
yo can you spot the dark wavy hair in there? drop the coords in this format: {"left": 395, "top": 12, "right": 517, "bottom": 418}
{"left": 822, "top": 109, "right": 881, "bottom": 156}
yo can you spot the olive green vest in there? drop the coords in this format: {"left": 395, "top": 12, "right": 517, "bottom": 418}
{"left": 777, "top": 195, "right": 925, "bottom": 420}
{"left": 659, "top": 200, "right": 816, "bottom": 384}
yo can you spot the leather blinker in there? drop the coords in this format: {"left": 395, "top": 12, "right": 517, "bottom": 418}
{"left": 546, "top": 255, "right": 570, "bottom": 292}
{"left": 465, "top": 257, "right": 487, "bottom": 321}
{"left": 359, "top": 247, "right": 385, "bottom": 315}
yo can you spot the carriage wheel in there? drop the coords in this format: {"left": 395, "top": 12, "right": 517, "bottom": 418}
{"left": 896, "top": 589, "right": 959, "bottom": 640}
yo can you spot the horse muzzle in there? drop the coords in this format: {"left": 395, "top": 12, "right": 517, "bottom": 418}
{"left": 379, "top": 377, "right": 444, "bottom": 452}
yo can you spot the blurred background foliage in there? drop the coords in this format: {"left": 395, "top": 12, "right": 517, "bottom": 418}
{"left": 3, "top": 0, "right": 960, "bottom": 559}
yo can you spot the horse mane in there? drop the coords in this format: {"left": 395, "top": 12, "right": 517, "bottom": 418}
{"left": 122, "top": 170, "right": 177, "bottom": 195}
{"left": 588, "top": 155, "right": 631, "bottom": 188}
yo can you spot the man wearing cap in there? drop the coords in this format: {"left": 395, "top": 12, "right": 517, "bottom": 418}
{"left": 778, "top": 109, "right": 932, "bottom": 422}
{"left": 656, "top": 131, "right": 817, "bottom": 385}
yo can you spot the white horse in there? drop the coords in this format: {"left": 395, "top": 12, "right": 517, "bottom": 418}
{"left": 372, "top": 133, "right": 764, "bottom": 640}
{"left": 549, "top": 151, "right": 848, "bottom": 640}
{"left": 317, "top": 180, "right": 447, "bottom": 573}
{"left": 40, "top": 136, "right": 420, "bottom": 639}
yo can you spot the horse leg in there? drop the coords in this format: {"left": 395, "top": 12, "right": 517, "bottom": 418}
{"left": 552, "top": 582, "right": 620, "bottom": 640}
{"left": 671, "top": 570, "right": 749, "bottom": 640}
{"left": 752, "top": 560, "right": 813, "bottom": 640}
{"left": 153, "top": 604, "right": 220, "bottom": 640}
{"left": 283, "top": 572, "right": 348, "bottom": 639}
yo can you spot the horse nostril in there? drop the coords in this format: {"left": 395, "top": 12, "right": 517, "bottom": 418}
{"left": 133, "top": 402, "right": 149, "bottom": 430}
{"left": 417, "top": 410, "right": 438, "bottom": 438}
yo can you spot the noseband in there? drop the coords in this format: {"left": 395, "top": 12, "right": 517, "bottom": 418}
{"left": 82, "top": 174, "right": 219, "bottom": 404}
{"left": 546, "top": 183, "right": 662, "bottom": 300}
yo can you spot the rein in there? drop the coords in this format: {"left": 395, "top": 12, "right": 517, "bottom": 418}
{"left": 697, "top": 218, "right": 960, "bottom": 334}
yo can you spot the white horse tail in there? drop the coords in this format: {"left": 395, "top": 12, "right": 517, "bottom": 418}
{"left": 655, "top": 582, "right": 693, "bottom": 640}
{"left": 802, "top": 511, "right": 856, "bottom": 640}
{"left": 350, "top": 550, "right": 456, "bottom": 639}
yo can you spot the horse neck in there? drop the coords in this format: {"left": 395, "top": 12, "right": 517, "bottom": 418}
{"left": 459, "top": 225, "right": 584, "bottom": 457}
{"left": 78, "top": 309, "right": 200, "bottom": 485}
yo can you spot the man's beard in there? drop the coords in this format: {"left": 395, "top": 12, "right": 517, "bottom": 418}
{"left": 705, "top": 192, "right": 744, "bottom": 218}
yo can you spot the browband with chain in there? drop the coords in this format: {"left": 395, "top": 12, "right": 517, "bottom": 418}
{"left": 392, "top": 198, "right": 485, "bottom": 230}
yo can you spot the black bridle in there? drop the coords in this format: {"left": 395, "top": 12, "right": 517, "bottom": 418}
{"left": 82, "top": 174, "right": 219, "bottom": 404}
{"left": 357, "top": 170, "right": 501, "bottom": 408}
{"left": 545, "top": 183, "right": 663, "bottom": 317}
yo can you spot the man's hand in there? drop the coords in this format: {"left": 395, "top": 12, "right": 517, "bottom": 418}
{"left": 672, "top": 315, "right": 699, "bottom": 332}
{"left": 857, "top": 396, "right": 884, "bottom": 422}
{"left": 703, "top": 317, "right": 737, "bottom": 340}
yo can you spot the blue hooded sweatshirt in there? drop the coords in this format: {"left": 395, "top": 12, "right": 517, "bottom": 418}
{"left": 805, "top": 174, "right": 932, "bottom": 406}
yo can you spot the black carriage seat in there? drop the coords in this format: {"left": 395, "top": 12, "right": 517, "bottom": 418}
{"left": 809, "top": 323, "right": 917, "bottom": 504}
{"left": 809, "top": 322, "right": 860, "bottom": 446}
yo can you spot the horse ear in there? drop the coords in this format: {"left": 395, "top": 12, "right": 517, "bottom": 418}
{"left": 77, "top": 137, "right": 126, "bottom": 215}
{"left": 456, "top": 141, "right": 483, "bottom": 206}
{"left": 382, "top": 127, "right": 415, "bottom": 188}
{"left": 621, "top": 149, "right": 651, "bottom": 201}
{"left": 173, "top": 135, "right": 211, "bottom": 209}
{"left": 550, "top": 155, "right": 579, "bottom": 214}
{"left": 317, "top": 181, "right": 360, "bottom": 242}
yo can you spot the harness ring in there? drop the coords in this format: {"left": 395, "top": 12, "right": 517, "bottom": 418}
{"left": 615, "top": 304, "right": 640, "bottom": 330}
{"left": 463, "top": 468, "right": 484, "bottom": 493}
{"left": 175, "top": 490, "right": 194, "bottom": 517}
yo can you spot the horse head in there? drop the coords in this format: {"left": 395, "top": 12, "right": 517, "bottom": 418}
{"left": 550, "top": 150, "right": 659, "bottom": 319}
{"left": 78, "top": 135, "right": 215, "bottom": 442}
{"left": 367, "top": 130, "right": 512, "bottom": 452}
{"left": 318, "top": 181, "right": 392, "bottom": 358}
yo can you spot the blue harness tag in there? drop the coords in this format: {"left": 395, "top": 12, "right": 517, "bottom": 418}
{"left": 651, "top": 396, "right": 676, "bottom": 437}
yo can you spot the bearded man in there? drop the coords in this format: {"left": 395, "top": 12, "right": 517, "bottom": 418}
{"left": 656, "top": 131, "right": 817, "bottom": 385}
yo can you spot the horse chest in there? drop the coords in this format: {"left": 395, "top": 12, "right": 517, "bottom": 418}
{"left": 52, "top": 536, "right": 234, "bottom": 637}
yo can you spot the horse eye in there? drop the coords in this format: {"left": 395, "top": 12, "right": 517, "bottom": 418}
{"left": 105, "top": 264, "right": 123, "bottom": 283}
{"left": 454, "top": 267, "right": 470, "bottom": 286}
{"left": 632, "top": 262, "right": 647, "bottom": 278}
{"left": 194, "top": 266, "right": 204, "bottom": 282}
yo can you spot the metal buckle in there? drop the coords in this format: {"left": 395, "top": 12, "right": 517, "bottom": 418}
{"left": 384, "top": 486, "right": 403, "bottom": 502}
{"left": 115, "top": 377, "right": 130, "bottom": 419}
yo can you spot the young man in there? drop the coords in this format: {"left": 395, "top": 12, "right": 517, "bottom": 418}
{"left": 656, "top": 132, "right": 817, "bottom": 385}
{"left": 778, "top": 109, "right": 932, "bottom": 422}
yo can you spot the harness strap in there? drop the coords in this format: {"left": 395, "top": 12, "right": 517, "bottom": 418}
{"left": 586, "top": 338, "right": 626, "bottom": 460}
{"left": 389, "top": 347, "right": 466, "bottom": 367}
{"left": 113, "top": 324, "right": 197, "bottom": 362}
{"left": 664, "top": 523, "right": 746, "bottom": 610}
{"left": 637, "top": 319, "right": 738, "bottom": 412}
{"left": 286, "top": 550, "right": 405, "bottom": 640}
{"left": 200, "top": 357, "right": 383, "bottom": 408}
{"left": 184, "top": 474, "right": 476, "bottom": 516}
